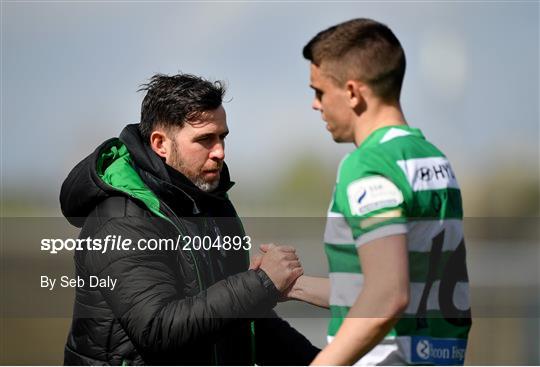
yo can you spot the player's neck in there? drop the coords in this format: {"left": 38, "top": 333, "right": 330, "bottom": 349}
{"left": 353, "top": 101, "right": 407, "bottom": 147}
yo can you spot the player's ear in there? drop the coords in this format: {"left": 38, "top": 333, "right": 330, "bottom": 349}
{"left": 150, "top": 130, "right": 169, "bottom": 159}
{"left": 346, "top": 80, "right": 366, "bottom": 109}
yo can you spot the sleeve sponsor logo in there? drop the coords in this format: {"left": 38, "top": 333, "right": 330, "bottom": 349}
{"left": 397, "top": 157, "right": 460, "bottom": 191}
{"left": 347, "top": 176, "right": 403, "bottom": 216}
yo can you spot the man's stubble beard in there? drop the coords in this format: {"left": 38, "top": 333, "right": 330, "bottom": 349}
{"left": 169, "top": 141, "right": 220, "bottom": 193}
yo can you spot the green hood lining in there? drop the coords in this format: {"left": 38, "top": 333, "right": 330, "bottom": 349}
{"left": 95, "top": 140, "right": 205, "bottom": 294}
{"left": 96, "top": 141, "right": 165, "bottom": 219}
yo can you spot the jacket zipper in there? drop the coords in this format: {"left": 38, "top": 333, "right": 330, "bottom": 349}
{"left": 160, "top": 200, "right": 219, "bottom": 366}
{"left": 100, "top": 177, "right": 209, "bottom": 363}
{"left": 202, "top": 218, "right": 220, "bottom": 366}
{"left": 158, "top": 199, "right": 204, "bottom": 291}
{"left": 233, "top": 216, "right": 257, "bottom": 365}
{"left": 117, "top": 191, "right": 227, "bottom": 366}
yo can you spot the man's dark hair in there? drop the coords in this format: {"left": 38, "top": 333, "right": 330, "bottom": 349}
{"left": 138, "top": 73, "right": 226, "bottom": 143}
{"left": 303, "top": 18, "right": 406, "bottom": 102}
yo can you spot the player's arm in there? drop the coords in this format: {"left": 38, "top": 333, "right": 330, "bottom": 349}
{"left": 311, "top": 234, "right": 409, "bottom": 366}
{"left": 287, "top": 275, "right": 330, "bottom": 309}
{"left": 253, "top": 244, "right": 330, "bottom": 308}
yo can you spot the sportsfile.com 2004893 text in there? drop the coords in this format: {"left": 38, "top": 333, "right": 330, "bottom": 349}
{"left": 40, "top": 234, "right": 252, "bottom": 254}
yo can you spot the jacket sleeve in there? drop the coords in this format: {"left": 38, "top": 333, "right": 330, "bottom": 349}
{"left": 84, "top": 217, "right": 278, "bottom": 356}
{"left": 254, "top": 311, "right": 321, "bottom": 365}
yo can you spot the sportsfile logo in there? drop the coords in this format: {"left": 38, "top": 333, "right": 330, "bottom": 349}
{"left": 411, "top": 337, "right": 466, "bottom": 365}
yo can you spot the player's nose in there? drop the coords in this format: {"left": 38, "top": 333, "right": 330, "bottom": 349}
{"left": 312, "top": 98, "right": 322, "bottom": 111}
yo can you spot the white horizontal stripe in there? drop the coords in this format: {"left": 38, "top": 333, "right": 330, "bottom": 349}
{"left": 329, "top": 273, "right": 363, "bottom": 307}
{"left": 405, "top": 281, "right": 470, "bottom": 315}
{"left": 407, "top": 219, "right": 464, "bottom": 252}
{"left": 355, "top": 223, "right": 408, "bottom": 247}
{"left": 324, "top": 212, "right": 354, "bottom": 244}
{"left": 397, "top": 156, "right": 460, "bottom": 191}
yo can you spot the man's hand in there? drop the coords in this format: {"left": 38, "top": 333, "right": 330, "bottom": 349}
{"left": 249, "top": 253, "right": 263, "bottom": 270}
{"left": 251, "top": 247, "right": 330, "bottom": 307}
{"left": 257, "top": 243, "right": 303, "bottom": 293}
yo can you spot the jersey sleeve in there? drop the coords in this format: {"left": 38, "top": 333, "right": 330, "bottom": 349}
{"left": 334, "top": 149, "right": 410, "bottom": 247}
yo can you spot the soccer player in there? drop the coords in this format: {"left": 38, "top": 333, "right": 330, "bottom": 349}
{"left": 286, "top": 18, "right": 472, "bottom": 365}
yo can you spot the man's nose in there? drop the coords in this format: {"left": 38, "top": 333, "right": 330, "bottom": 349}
{"left": 209, "top": 142, "right": 225, "bottom": 160}
{"left": 312, "top": 98, "right": 322, "bottom": 111}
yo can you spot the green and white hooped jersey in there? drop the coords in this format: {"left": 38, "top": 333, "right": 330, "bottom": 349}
{"left": 324, "top": 126, "right": 471, "bottom": 365}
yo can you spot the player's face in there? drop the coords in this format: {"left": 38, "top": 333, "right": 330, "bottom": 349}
{"left": 310, "top": 64, "right": 355, "bottom": 143}
{"left": 166, "top": 106, "right": 229, "bottom": 192}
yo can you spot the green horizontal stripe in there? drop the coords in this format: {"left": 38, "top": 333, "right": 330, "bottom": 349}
{"left": 327, "top": 316, "right": 341, "bottom": 337}
{"left": 408, "top": 251, "right": 454, "bottom": 283}
{"left": 408, "top": 188, "right": 463, "bottom": 219}
{"left": 325, "top": 244, "right": 360, "bottom": 273}
{"left": 395, "top": 310, "right": 471, "bottom": 338}
{"left": 328, "top": 304, "right": 349, "bottom": 336}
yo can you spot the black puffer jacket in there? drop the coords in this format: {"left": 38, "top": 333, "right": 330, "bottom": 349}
{"left": 60, "top": 124, "right": 319, "bottom": 365}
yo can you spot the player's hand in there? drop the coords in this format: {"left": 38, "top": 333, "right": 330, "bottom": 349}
{"left": 258, "top": 243, "right": 303, "bottom": 293}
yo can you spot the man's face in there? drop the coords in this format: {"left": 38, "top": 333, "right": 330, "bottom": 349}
{"left": 166, "top": 106, "right": 229, "bottom": 192}
{"left": 310, "top": 64, "right": 355, "bottom": 143}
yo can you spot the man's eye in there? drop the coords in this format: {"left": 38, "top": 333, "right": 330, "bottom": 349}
{"left": 315, "top": 90, "right": 323, "bottom": 100}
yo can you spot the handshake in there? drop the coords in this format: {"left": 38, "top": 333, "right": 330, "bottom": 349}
{"left": 249, "top": 243, "right": 303, "bottom": 299}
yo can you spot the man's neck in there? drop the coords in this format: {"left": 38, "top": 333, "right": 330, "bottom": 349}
{"left": 353, "top": 101, "right": 407, "bottom": 147}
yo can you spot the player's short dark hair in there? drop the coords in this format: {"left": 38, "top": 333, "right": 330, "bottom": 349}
{"left": 138, "top": 73, "right": 226, "bottom": 143}
{"left": 303, "top": 18, "right": 406, "bottom": 102}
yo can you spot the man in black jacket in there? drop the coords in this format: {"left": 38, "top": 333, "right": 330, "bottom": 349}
{"left": 60, "top": 73, "right": 319, "bottom": 365}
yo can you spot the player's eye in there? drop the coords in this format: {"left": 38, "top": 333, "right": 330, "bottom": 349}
{"left": 195, "top": 135, "right": 211, "bottom": 142}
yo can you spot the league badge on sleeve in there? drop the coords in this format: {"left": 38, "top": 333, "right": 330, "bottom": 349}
{"left": 346, "top": 176, "right": 403, "bottom": 216}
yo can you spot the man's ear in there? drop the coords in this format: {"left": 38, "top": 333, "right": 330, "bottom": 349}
{"left": 346, "top": 80, "right": 368, "bottom": 110}
{"left": 150, "top": 130, "right": 169, "bottom": 159}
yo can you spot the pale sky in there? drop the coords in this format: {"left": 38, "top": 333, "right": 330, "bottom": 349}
{"left": 2, "top": 1, "right": 539, "bottom": 203}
